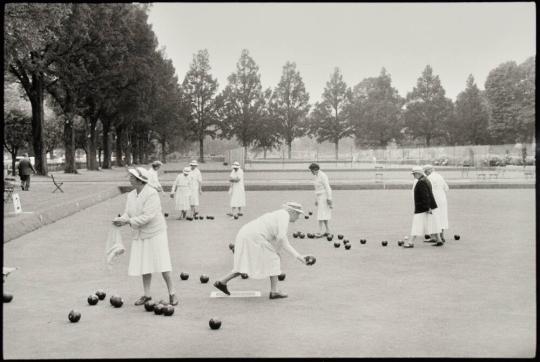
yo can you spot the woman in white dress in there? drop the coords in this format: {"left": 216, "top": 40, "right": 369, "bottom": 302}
{"left": 170, "top": 167, "right": 192, "bottom": 220}
{"left": 213, "top": 202, "right": 315, "bottom": 299}
{"left": 112, "top": 167, "right": 178, "bottom": 306}
{"left": 423, "top": 164, "right": 449, "bottom": 242}
{"left": 228, "top": 161, "right": 246, "bottom": 218}
{"left": 404, "top": 166, "right": 443, "bottom": 248}
{"left": 147, "top": 160, "right": 163, "bottom": 192}
{"left": 188, "top": 160, "right": 203, "bottom": 217}
{"left": 309, "top": 163, "right": 333, "bottom": 237}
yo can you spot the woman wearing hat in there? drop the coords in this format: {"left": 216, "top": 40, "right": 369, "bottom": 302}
{"left": 423, "top": 164, "right": 449, "bottom": 242}
{"left": 147, "top": 160, "right": 163, "bottom": 192}
{"left": 170, "top": 167, "right": 193, "bottom": 220}
{"left": 188, "top": 160, "right": 203, "bottom": 218}
{"left": 112, "top": 167, "right": 178, "bottom": 306}
{"left": 228, "top": 161, "right": 246, "bottom": 218}
{"left": 213, "top": 202, "right": 315, "bottom": 299}
{"left": 309, "top": 163, "right": 333, "bottom": 237}
{"left": 406, "top": 166, "right": 443, "bottom": 248}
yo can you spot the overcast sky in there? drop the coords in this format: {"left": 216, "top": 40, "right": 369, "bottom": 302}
{"left": 147, "top": 2, "right": 535, "bottom": 101}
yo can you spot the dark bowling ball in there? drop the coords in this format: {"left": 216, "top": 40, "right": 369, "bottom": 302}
{"left": 110, "top": 295, "right": 123, "bottom": 308}
{"left": 308, "top": 211, "right": 313, "bottom": 216}
{"left": 200, "top": 274, "right": 210, "bottom": 283}
{"left": 327, "top": 234, "right": 334, "bottom": 241}
{"left": 338, "top": 234, "right": 344, "bottom": 240}
{"left": 360, "top": 239, "right": 366, "bottom": 244}
{"left": 163, "top": 305, "right": 175, "bottom": 316}
{"left": 307, "top": 233, "right": 314, "bottom": 239}
{"left": 381, "top": 241, "right": 388, "bottom": 247}
{"left": 454, "top": 234, "right": 460, "bottom": 240}
{"left": 187, "top": 217, "right": 194, "bottom": 221}
{"left": 425, "top": 234, "right": 430, "bottom": 240}
{"left": 209, "top": 216, "right": 214, "bottom": 220}
{"left": 398, "top": 240, "right": 404, "bottom": 246}
{"left": 180, "top": 272, "right": 189, "bottom": 281}
{"left": 241, "top": 273, "right": 249, "bottom": 279}
{"left": 3, "top": 293, "right": 14, "bottom": 303}
{"left": 299, "top": 233, "right": 305, "bottom": 239}
{"left": 209, "top": 318, "right": 222, "bottom": 330}
{"left": 345, "top": 244, "right": 351, "bottom": 250}
{"left": 154, "top": 303, "right": 165, "bottom": 315}
{"left": 144, "top": 300, "right": 156, "bottom": 312}
{"left": 304, "top": 215, "right": 309, "bottom": 219}
{"left": 278, "top": 273, "right": 286, "bottom": 281}
{"left": 292, "top": 232, "right": 298, "bottom": 238}
{"left": 164, "top": 213, "right": 169, "bottom": 218}
{"left": 117, "top": 214, "right": 121, "bottom": 217}
{"left": 95, "top": 290, "right": 106, "bottom": 300}
{"left": 87, "top": 295, "right": 99, "bottom": 306}
{"left": 305, "top": 255, "right": 316, "bottom": 265}
{"left": 233, "top": 215, "right": 239, "bottom": 220}
{"left": 334, "top": 242, "right": 341, "bottom": 248}
{"left": 343, "top": 239, "right": 349, "bottom": 244}
{"left": 206, "top": 216, "right": 211, "bottom": 219}
{"left": 228, "top": 243, "right": 235, "bottom": 252}
{"left": 68, "top": 310, "right": 81, "bottom": 323}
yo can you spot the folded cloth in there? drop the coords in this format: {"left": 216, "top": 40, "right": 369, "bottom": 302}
{"left": 106, "top": 226, "right": 125, "bottom": 267}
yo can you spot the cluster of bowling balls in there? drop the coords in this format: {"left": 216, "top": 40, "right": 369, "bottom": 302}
{"left": 185, "top": 215, "right": 214, "bottom": 221}
{"left": 292, "top": 232, "right": 306, "bottom": 239}
{"left": 144, "top": 300, "right": 175, "bottom": 316}
{"left": 179, "top": 272, "right": 209, "bottom": 284}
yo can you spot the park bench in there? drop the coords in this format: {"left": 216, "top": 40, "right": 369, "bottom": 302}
{"left": 50, "top": 174, "right": 64, "bottom": 193}
{"left": 3, "top": 177, "right": 18, "bottom": 203}
{"left": 374, "top": 165, "right": 384, "bottom": 182}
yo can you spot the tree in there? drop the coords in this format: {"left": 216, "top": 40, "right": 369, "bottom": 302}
{"left": 271, "top": 62, "right": 310, "bottom": 159}
{"left": 350, "top": 68, "right": 404, "bottom": 147}
{"left": 308, "top": 67, "right": 353, "bottom": 159}
{"left": 253, "top": 88, "right": 282, "bottom": 158}
{"left": 452, "top": 75, "right": 490, "bottom": 145}
{"left": 3, "top": 109, "right": 32, "bottom": 173}
{"left": 403, "top": 65, "right": 453, "bottom": 146}
{"left": 219, "top": 49, "right": 265, "bottom": 160}
{"left": 5, "top": 3, "right": 72, "bottom": 175}
{"left": 484, "top": 57, "right": 535, "bottom": 143}
{"left": 182, "top": 49, "right": 220, "bottom": 163}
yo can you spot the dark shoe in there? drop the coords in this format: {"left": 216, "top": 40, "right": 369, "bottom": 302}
{"left": 432, "top": 241, "right": 445, "bottom": 247}
{"left": 213, "top": 281, "right": 230, "bottom": 296}
{"left": 134, "top": 296, "right": 152, "bottom": 306}
{"left": 269, "top": 291, "right": 288, "bottom": 299}
{"left": 169, "top": 294, "right": 179, "bottom": 306}
{"left": 238, "top": 213, "right": 243, "bottom": 216}
{"left": 403, "top": 243, "right": 415, "bottom": 248}
{"left": 424, "top": 239, "right": 437, "bottom": 243}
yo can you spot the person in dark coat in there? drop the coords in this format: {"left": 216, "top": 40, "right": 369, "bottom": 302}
{"left": 404, "top": 166, "right": 443, "bottom": 248}
{"left": 17, "top": 153, "right": 35, "bottom": 191}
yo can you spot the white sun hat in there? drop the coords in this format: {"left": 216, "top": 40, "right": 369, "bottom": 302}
{"left": 282, "top": 201, "right": 305, "bottom": 214}
{"left": 151, "top": 160, "right": 163, "bottom": 167}
{"left": 411, "top": 166, "right": 425, "bottom": 175}
{"left": 232, "top": 161, "right": 240, "bottom": 168}
{"left": 128, "top": 167, "right": 150, "bottom": 183}
{"left": 422, "top": 164, "right": 434, "bottom": 171}
{"left": 183, "top": 166, "right": 191, "bottom": 174}
{"left": 190, "top": 160, "right": 198, "bottom": 166}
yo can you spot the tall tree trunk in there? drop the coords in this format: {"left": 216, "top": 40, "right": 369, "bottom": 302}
{"left": 124, "top": 130, "right": 132, "bottom": 166}
{"left": 63, "top": 117, "right": 77, "bottom": 173}
{"left": 11, "top": 149, "right": 18, "bottom": 176}
{"left": 138, "top": 136, "right": 145, "bottom": 165}
{"left": 161, "top": 137, "right": 167, "bottom": 163}
{"left": 426, "top": 135, "right": 431, "bottom": 147}
{"left": 263, "top": 147, "right": 267, "bottom": 159}
{"left": 199, "top": 137, "right": 205, "bottom": 163}
{"left": 287, "top": 141, "right": 292, "bottom": 159}
{"left": 335, "top": 140, "right": 339, "bottom": 160}
{"left": 86, "top": 118, "right": 99, "bottom": 170}
{"left": 98, "top": 148, "right": 102, "bottom": 167}
{"left": 29, "top": 76, "right": 47, "bottom": 175}
{"left": 115, "top": 126, "right": 123, "bottom": 167}
{"left": 102, "top": 121, "right": 111, "bottom": 169}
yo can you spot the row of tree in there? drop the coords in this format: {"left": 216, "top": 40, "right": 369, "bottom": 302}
{"left": 4, "top": 4, "right": 535, "bottom": 175}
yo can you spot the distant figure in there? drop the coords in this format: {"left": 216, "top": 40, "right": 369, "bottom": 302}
{"left": 423, "top": 164, "right": 449, "bottom": 242}
{"left": 17, "top": 153, "right": 35, "bottom": 191}
{"left": 228, "top": 161, "right": 246, "bottom": 218}
{"left": 405, "top": 166, "right": 443, "bottom": 248}
{"left": 147, "top": 160, "right": 163, "bottom": 192}
{"left": 170, "top": 167, "right": 192, "bottom": 220}
{"left": 213, "top": 202, "right": 314, "bottom": 299}
{"left": 188, "top": 160, "right": 203, "bottom": 217}
{"left": 309, "top": 163, "right": 333, "bottom": 237}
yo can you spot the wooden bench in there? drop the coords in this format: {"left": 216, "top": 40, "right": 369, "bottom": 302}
{"left": 4, "top": 177, "right": 18, "bottom": 203}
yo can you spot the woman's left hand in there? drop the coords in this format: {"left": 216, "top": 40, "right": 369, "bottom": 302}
{"left": 113, "top": 220, "right": 128, "bottom": 227}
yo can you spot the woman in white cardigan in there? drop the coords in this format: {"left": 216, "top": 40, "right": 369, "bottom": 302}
{"left": 113, "top": 167, "right": 178, "bottom": 306}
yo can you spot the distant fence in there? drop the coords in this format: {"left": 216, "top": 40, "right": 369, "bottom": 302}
{"left": 246, "top": 143, "right": 535, "bottom": 167}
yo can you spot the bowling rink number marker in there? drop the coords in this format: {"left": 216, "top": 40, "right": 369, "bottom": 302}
{"left": 210, "top": 291, "right": 261, "bottom": 298}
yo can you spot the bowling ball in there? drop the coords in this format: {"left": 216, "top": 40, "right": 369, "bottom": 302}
{"left": 154, "top": 303, "right": 165, "bottom": 315}
{"left": 307, "top": 233, "right": 314, "bottom": 239}
{"left": 241, "top": 273, "right": 249, "bottom": 279}
{"left": 233, "top": 215, "right": 239, "bottom": 220}
{"left": 87, "top": 295, "right": 99, "bottom": 306}
{"left": 206, "top": 216, "right": 211, "bottom": 219}
{"left": 111, "top": 295, "right": 123, "bottom": 308}
{"left": 343, "top": 239, "right": 349, "bottom": 244}
{"left": 338, "top": 234, "right": 344, "bottom": 240}
{"left": 164, "top": 213, "right": 169, "bottom": 217}
{"left": 360, "top": 239, "right": 366, "bottom": 244}
{"left": 163, "top": 305, "right": 175, "bottom": 316}
{"left": 68, "top": 310, "right": 81, "bottom": 323}
{"left": 209, "top": 318, "right": 222, "bottom": 330}
{"left": 228, "top": 243, "right": 235, "bottom": 252}
{"left": 180, "top": 272, "right": 189, "bottom": 281}
{"left": 305, "top": 255, "right": 316, "bottom": 265}
{"left": 304, "top": 215, "right": 309, "bottom": 219}
{"left": 398, "top": 240, "right": 404, "bottom": 246}
{"left": 3, "top": 293, "right": 13, "bottom": 303}
{"left": 200, "top": 274, "right": 210, "bottom": 283}
{"left": 117, "top": 214, "right": 121, "bottom": 217}
{"left": 381, "top": 241, "right": 388, "bottom": 247}
{"left": 425, "top": 235, "right": 430, "bottom": 239}
{"left": 334, "top": 242, "right": 340, "bottom": 248}
{"left": 454, "top": 235, "right": 460, "bottom": 240}
{"left": 327, "top": 234, "right": 334, "bottom": 241}
{"left": 95, "top": 290, "right": 106, "bottom": 300}
{"left": 293, "top": 232, "right": 299, "bottom": 238}
{"left": 278, "top": 273, "right": 286, "bottom": 281}
{"left": 187, "top": 217, "right": 193, "bottom": 221}
{"left": 345, "top": 244, "right": 351, "bottom": 250}
{"left": 144, "top": 300, "right": 156, "bottom": 312}
{"left": 299, "top": 233, "right": 305, "bottom": 239}
{"left": 209, "top": 216, "right": 214, "bottom": 220}
{"left": 308, "top": 211, "right": 313, "bottom": 216}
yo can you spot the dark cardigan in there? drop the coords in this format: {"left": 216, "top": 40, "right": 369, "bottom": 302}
{"left": 414, "top": 176, "right": 438, "bottom": 214}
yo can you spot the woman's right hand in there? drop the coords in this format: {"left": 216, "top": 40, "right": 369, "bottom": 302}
{"left": 315, "top": 200, "right": 318, "bottom": 206}
{"left": 170, "top": 194, "right": 174, "bottom": 198}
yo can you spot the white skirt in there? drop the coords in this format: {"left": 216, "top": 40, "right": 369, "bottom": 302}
{"left": 128, "top": 231, "right": 172, "bottom": 276}
{"left": 190, "top": 187, "right": 200, "bottom": 206}
{"left": 316, "top": 193, "right": 332, "bottom": 221}
{"left": 230, "top": 184, "right": 246, "bottom": 208}
{"left": 174, "top": 189, "right": 191, "bottom": 211}
{"left": 433, "top": 198, "right": 448, "bottom": 229}
{"left": 410, "top": 212, "right": 441, "bottom": 236}
{"left": 231, "top": 227, "right": 281, "bottom": 279}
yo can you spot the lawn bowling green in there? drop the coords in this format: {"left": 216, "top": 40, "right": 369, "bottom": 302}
{"left": 2, "top": 189, "right": 534, "bottom": 358}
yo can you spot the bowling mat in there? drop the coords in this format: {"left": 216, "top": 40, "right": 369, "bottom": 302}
{"left": 210, "top": 291, "right": 261, "bottom": 298}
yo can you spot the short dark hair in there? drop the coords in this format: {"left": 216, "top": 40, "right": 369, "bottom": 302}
{"left": 308, "top": 163, "right": 320, "bottom": 171}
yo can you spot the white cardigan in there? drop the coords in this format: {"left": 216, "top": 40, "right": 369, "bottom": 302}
{"left": 120, "top": 184, "right": 167, "bottom": 239}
